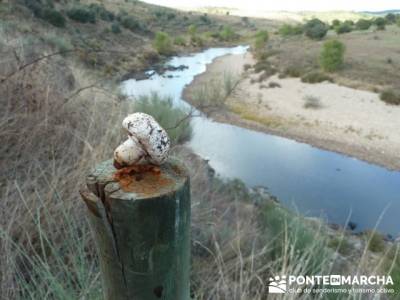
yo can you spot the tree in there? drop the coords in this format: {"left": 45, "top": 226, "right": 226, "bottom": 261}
{"left": 320, "top": 40, "right": 345, "bottom": 72}
{"left": 374, "top": 17, "right": 386, "bottom": 30}
{"left": 153, "top": 31, "right": 173, "bottom": 55}
{"left": 356, "top": 19, "right": 372, "bottom": 30}
{"left": 385, "top": 13, "right": 397, "bottom": 24}
{"left": 304, "top": 18, "right": 328, "bottom": 40}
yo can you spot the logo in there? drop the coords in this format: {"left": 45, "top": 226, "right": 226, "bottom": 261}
{"left": 267, "top": 275, "right": 394, "bottom": 295}
{"left": 268, "top": 275, "right": 287, "bottom": 293}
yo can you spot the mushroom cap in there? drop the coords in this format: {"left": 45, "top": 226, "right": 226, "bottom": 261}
{"left": 114, "top": 138, "right": 145, "bottom": 167}
{"left": 122, "top": 113, "right": 170, "bottom": 165}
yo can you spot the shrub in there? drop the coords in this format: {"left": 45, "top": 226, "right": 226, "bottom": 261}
{"left": 153, "top": 31, "right": 173, "bottom": 55}
{"left": 67, "top": 7, "right": 96, "bottom": 23}
{"left": 335, "top": 23, "right": 352, "bottom": 34}
{"left": 134, "top": 93, "right": 192, "bottom": 145}
{"left": 173, "top": 36, "right": 186, "bottom": 46}
{"left": 320, "top": 40, "right": 345, "bottom": 72}
{"left": 331, "top": 19, "right": 341, "bottom": 27}
{"left": 303, "top": 18, "right": 328, "bottom": 40}
{"left": 380, "top": 89, "right": 400, "bottom": 105}
{"left": 88, "top": 3, "right": 115, "bottom": 21}
{"left": 188, "top": 24, "right": 197, "bottom": 36}
{"left": 303, "top": 95, "right": 322, "bottom": 109}
{"left": 374, "top": 17, "right": 386, "bottom": 30}
{"left": 301, "top": 71, "right": 333, "bottom": 83}
{"left": 397, "top": 18, "right": 400, "bottom": 27}
{"left": 120, "top": 15, "right": 145, "bottom": 32}
{"left": 111, "top": 22, "right": 122, "bottom": 34}
{"left": 279, "top": 24, "right": 303, "bottom": 36}
{"left": 282, "top": 66, "right": 304, "bottom": 78}
{"left": 219, "top": 25, "right": 236, "bottom": 41}
{"left": 46, "top": 35, "right": 73, "bottom": 54}
{"left": 41, "top": 8, "right": 66, "bottom": 27}
{"left": 268, "top": 82, "right": 281, "bottom": 88}
{"left": 253, "top": 30, "right": 269, "bottom": 51}
{"left": 199, "top": 14, "right": 211, "bottom": 24}
{"left": 356, "top": 19, "right": 372, "bottom": 30}
{"left": 366, "top": 231, "right": 385, "bottom": 253}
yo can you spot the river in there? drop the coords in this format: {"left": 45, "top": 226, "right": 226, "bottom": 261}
{"left": 122, "top": 46, "right": 400, "bottom": 237}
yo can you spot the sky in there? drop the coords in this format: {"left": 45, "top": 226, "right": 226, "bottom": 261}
{"left": 142, "top": 0, "right": 398, "bottom": 12}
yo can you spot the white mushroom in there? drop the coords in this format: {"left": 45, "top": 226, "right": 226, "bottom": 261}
{"left": 113, "top": 113, "right": 170, "bottom": 168}
{"left": 114, "top": 137, "right": 145, "bottom": 167}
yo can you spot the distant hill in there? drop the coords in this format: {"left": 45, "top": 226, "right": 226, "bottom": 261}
{"left": 362, "top": 9, "right": 400, "bottom": 16}
{"left": 188, "top": 7, "right": 369, "bottom": 22}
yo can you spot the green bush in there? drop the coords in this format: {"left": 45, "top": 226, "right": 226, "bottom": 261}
{"left": 320, "top": 40, "right": 345, "bottom": 72}
{"left": 304, "top": 18, "right": 328, "bottom": 40}
{"left": 120, "top": 15, "right": 144, "bottom": 32}
{"left": 278, "top": 24, "right": 303, "bottom": 36}
{"left": 134, "top": 93, "right": 192, "bottom": 145}
{"left": 253, "top": 30, "right": 269, "bottom": 51}
{"left": 397, "top": 18, "right": 400, "bottom": 27}
{"left": 219, "top": 25, "right": 236, "bottom": 41}
{"left": 301, "top": 71, "right": 333, "bottom": 83}
{"left": 111, "top": 22, "right": 121, "bottom": 34}
{"left": 374, "top": 17, "right": 386, "bottom": 30}
{"left": 41, "top": 8, "right": 66, "bottom": 28}
{"left": 281, "top": 66, "right": 304, "bottom": 78}
{"left": 380, "top": 89, "right": 400, "bottom": 105}
{"left": 356, "top": 19, "right": 372, "bottom": 30}
{"left": 173, "top": 36, "right": 186, "bottom": 46}
{"left": 331, "top": 19, "right": 341, "bottom": 27}
{"left": 46, "top": 35, "right": 73, "bottom": 54}
{"left": 88, "top": 3, "right": 115, "bottom": 22}
{"left": 67, "top": 7, "right": 96, "bottom": 23}
{"left": 153, "top": 31, "right": 173, "bottom": 55}
{"left": 335, "top": 23, "right": 352, "bottom": 34}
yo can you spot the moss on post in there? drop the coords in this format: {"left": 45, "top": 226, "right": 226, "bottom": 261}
{"left": 80, "top": 159, "right": 190, "bottom": 300}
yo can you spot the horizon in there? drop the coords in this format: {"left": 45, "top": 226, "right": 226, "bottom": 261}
{"left": 141, "top": 0, "right": 399, "bottom": 12}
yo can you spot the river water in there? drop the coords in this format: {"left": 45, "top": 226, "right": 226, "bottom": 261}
{"left": 122, "top": 46, "right": 400, "bottom": 237}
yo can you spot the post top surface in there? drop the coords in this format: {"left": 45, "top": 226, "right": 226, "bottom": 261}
{"left": 87, "top": 158, "right": 188, "bottom": 200}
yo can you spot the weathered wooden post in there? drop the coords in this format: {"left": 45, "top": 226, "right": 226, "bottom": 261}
{"left": 80, "top": 113, "right": 190, "bottom": 300}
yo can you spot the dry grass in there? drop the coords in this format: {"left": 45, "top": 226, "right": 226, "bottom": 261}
{"left": 229, "top": 103, "right": 285, "bottom": 128}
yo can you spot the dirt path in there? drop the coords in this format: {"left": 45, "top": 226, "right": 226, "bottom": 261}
{"left": 183, "top": 52, "right": 400, "bottom": 170}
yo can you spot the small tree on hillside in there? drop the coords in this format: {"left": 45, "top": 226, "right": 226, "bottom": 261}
{"left": 304, "top": 18, "right": 328, "bottom": 40}
{"left": 320, "top": 40, "right": 345, "bottom": 72}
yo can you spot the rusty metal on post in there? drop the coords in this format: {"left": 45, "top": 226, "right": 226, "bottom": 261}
{"left": 80, "top": 158, "right": 191, "bottom": 300}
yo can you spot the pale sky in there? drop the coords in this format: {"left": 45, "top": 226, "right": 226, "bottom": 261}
{"left": 142, "top": 0, "right": 398, "bottom": 12}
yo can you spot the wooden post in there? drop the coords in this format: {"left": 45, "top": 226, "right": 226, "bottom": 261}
{"left": 80, "top": 158, "right": 190, "bottom": 300}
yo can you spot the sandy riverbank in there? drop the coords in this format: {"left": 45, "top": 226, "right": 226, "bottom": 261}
{"left": 183, "top": 52, "right": 400, "bottom": 170}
